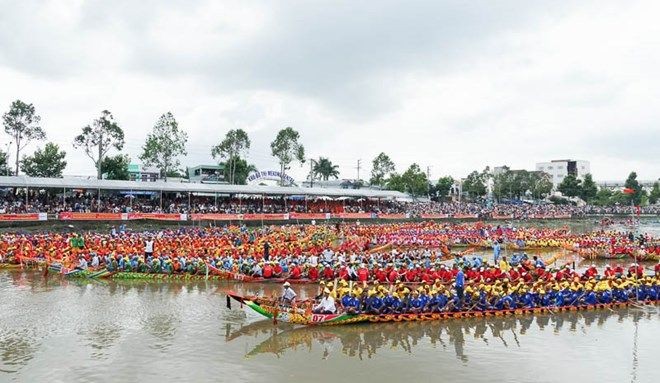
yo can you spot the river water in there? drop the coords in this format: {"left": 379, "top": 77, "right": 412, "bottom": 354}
{"left": 0, "top": 270, "right": 658, "bottom": 383}
{"left": 1, "top": 219, "right": 659, "bottom": 383}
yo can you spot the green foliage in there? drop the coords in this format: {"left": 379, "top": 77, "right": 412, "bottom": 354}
{"left": 593, "top": 188, "right": 613, "bottom": 206}
{"left": 548, "top": 195, "right": 573, "bottom": 205}
{"left": 0, "top": 150, "right": 10, "bottom": 176}
{"left": 557, "top": 174, "right": 582, "bottom": 197}
{"left": 20, "top": 142, "right": 67, "bottom": 177}
{"left": 624, "top": 171, "right": 645, "bottom": 205}
{"left": 313, "top": 157, "right": 340, "bottom": 181}
{"left": 493, "top": 168, "right": 553, "bottom": 200}
{"left": 228, "top": 156, "right": 257, "bottom": 185}
{"left": 370, "top": 152, "right": 395, "bottom": 187}
{"left": 401, "top": 163, "right": 429, "bottom": 197}
{"left": 73, "top": 110, "right": 125, "bottom": 179}
{"left": 531, "top": 173, "right": 553, "bottom": 198}
{"left": 270, "top": 127, "right": 305, "bottom": 185}
{"left": 462, "top": 170, "right": 487, "bottom": 199}
{"left": 2, "top": 99, "right": 46, "bottom": 175}
{"left": 211, "top": 128, "right": 251, "bottom": 185}
{"left": 140, "top": 112, "right": 188, "bottom": 181}
{"left": 386, "top": 164, "right": 429, "bottom": 196}
{"left": 649, "top": 182, "right": 660, "bottom": 205}
{"left": 386, "top": 173, "right": 406, "bottom": 192}
{"left": 101, "top": 154, "right": 130, "bottom": 180}
{"left": 580, "top": 173, "right": 598, "bottom": 202}
{"left": 432, "top": 176, "right": 454, "bottom": 200}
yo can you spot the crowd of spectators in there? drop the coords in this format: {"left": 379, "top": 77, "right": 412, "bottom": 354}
{"left": 1, "top": 190, "right": 659, "bottom": 218}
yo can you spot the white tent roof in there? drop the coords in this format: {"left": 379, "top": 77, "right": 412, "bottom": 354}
{"left": 0, "top": 176, "right": 407, "bottom": 199}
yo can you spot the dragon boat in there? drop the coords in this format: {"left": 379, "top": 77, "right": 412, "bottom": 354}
{"left": 225, "top": 291, "right": 658, "bottom": 326}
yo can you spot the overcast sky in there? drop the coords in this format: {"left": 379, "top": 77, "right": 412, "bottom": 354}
{"left": 0, "top": 0, "right": 658, "bottom": 182}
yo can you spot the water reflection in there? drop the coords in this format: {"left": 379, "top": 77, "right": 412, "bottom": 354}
{"left": 0, "top": 329, "right": 39, "bottom": 374}
{"left": 229, "top": 307, "right": 657, "bottom": 361}
{"left": 78, "top": 324, "right": 122, "bottom": 360}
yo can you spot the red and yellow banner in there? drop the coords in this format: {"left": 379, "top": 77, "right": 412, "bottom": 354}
{"left": 492, "top": 214, "right": 514, "bottom": 220}
{"left": 331, "top": 213, "right": 374, "bottom": 219}
{"left": 453, "top": 214, "right": 479, "bottom": 219}
{"left": 127, "top": 213, "right": 187, "bottom": 221}
{"left": 0, "top": 213, "right": 47, "bottom": 221}
{"left": 242, "top": 213, "right": 289, "bottom": 221}
{"left": 289, "top": 213, "right": 329, "bottom": 220}
{"left": 59, "top": 212, "right": 125, "bottom": 221}
{"left": 190, "top": 213, "right": 242, "bottom": 221}
{"left": 420, "top": 213, "right": 450, "bottom": 219}
{"left": 379, "top": 213, "right": 408, "bottom": 219}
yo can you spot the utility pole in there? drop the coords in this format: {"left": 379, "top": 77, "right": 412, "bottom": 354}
{"left": 427, "top": 166, "right": 432, "bottom": 198}
{"left": 356, "top": 159, "right": 362, "bottom": 181}
{"left": 309, "top": 159, "right": 316, "bottom": 188}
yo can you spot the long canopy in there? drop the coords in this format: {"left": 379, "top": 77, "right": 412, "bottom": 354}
{"left": 0, "top": 176, "right": 407, "bottom": 199}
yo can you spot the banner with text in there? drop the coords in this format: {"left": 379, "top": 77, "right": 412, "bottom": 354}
{"left": 59, "top": 212, "right": 126, "bottom": 221}
{"left": 127, "top": 213, "right": 187, "bottom": 221}
{"left": 0, "top": 213, "right": 47, "bottom": 222}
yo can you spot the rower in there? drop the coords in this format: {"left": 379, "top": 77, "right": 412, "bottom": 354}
{"left": 313, "top": 288, "right": 336, "bottom": 314}
{"left": 281, "top": 281, "right": 297, "bottom": 305}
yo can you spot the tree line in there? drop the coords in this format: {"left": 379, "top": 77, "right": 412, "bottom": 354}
{"left": 1, "top": 99, "right": 316, "bottom": 185}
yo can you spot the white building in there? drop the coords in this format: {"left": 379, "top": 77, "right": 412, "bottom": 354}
{"left": 535, "top": 159, "right": 590, "bottom": 189}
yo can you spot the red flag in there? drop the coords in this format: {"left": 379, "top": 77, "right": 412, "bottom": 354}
{"left": 623, "top": 188, "right": 635, "bottom": 194}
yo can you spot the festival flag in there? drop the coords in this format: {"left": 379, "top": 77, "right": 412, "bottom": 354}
{"left": 622, "top": 187, "right": 635, "bottom": 194}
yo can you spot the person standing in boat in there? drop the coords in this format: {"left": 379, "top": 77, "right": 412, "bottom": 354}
{"left": 263, "top": 241, "right": 271, "bottom": 261}
{"left": 281, "top": 281, "right": 297, "bottom": 305}
{"left": 454, "top": 264, "right": 465, "bottom": 309}
{"left": 313, "top": 288, "right": 336, "bottom": 314}
{"left": 144, "top": 236, "right": 154, "bottom": 259}
{"left": 493, "top": 241, "right": 501, "bottom": 264}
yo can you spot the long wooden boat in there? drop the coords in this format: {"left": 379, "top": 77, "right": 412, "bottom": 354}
{"left": 225, "top": 291, "right": 658, "bottom": 326}
{"left": 61, "top": 268, "right": 117, "bottom": 279}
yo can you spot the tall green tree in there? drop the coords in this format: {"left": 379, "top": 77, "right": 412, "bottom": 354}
{"left": 2, "top": 100, "right": 46, "bottom": 175}
{"left": 593, "top": 188, "right": 613, "bottom": 206}
{"left": 101, "top": 154, "right": 130, "bottom": 180}
{"left": 400, "top": 163, "right": 429, "bottom": 197}
{"left": 462, "top": 170, "right": 487, "bottom": 199}
{"left": 433, "top": 176, "right": 455, "bottom": 199}
{"left": 370, "top": 152, "right": 396, "bottom": 187}
{"left": 270, "top": 127, "right": 305, "bottom": 186}
{"left": 20, "top": 142, "right": 67, "bottom": 177}
{"left": 313, "top": 157, "right": 340, "bottom": 181}
{"left": 230, "top": 157, "right": 258, "bottom": 185}
{"left": 530, "top": 172, "right": 553, "bottom": 199}
{"left": 557, "top": 174, "right": 582, "bottom": 197}
{"left": 73, "top": 110, "right": 125, "bottom": 179}
{"left": 140, "top": 112, "right": 187, "bottom": 181}
{"left": 580, "top": 173, "right": 598, "bottom": 202}
{"left": 648, "top": 182, "right": 660, "bottom": 205}
{"left": 386, "top": 173, "right": 406, "bottom": 193}
{"left": 624, "top": 171, "right": 644, "bottom": 205}
{"left": 0, "top": 150, "right": 9, "bottom": 176}
{"left": 211, "top": 128, "right": 251, "bottom": 185}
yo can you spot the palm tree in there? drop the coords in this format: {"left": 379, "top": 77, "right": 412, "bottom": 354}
{"left": 313, "top": 157, "right": 340, "bottom": 181}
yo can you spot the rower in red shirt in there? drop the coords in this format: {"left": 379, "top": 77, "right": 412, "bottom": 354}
{"left": 273, "top": 263, "right": 283, "bottom": 277}
{"left": 262, "top": 263, "right": 273, "bottom": 278}
{"left": 322, "top": 264, "right": 335, "bottom": 280}
{"left": 583, "top": 264, "right": 598, "bottom": 279}
{"left": 628, "top": 263, "right": 643, "bottom": 277}
{"left": 289, "top": 264, "right": 302, "bottom": 279}
{"left": 308, "top": 266, "right": 319, "bottom": 281}
{"left": 357, "top": 264, "right": 369, "bottom": 282}
{"left": 604, "top": 265, "right": 616, "bottom": 278}
{"left": 387, "top": 268, "right": 398, "bottom": 283}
